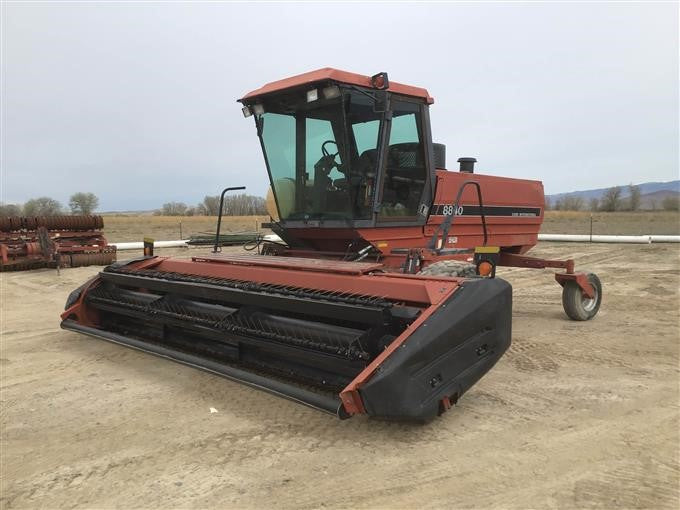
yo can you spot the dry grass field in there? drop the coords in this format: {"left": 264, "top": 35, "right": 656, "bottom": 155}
{"left": 542, "top": 210, "right": 680, "bottom": 235}
{"left": 99, "top": 211, "right": 680, "bottom": 243}
{"left": 101, "top": 215, "right": 270, "bottom": 242}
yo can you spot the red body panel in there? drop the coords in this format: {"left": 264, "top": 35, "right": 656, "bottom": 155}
{"left": 424, "top": 170, "right": 545, "bottom": 252}
{"left": 157, "top": 255, "right": 457, "bottom": 306}
{"left": 277, "top": 171, "right": 545, "bottom": 268}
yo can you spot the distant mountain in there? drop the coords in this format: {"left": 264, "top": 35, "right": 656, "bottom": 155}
{"left": 547, "top": 180, "right": 679, "bottom": 209}
{"left": 639, "top": 190, "right": 680, "bottom": 209}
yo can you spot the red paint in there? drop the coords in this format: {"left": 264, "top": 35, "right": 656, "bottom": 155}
{"left": 267, "top": 170, "right": 545, "bottom": 270}
{"left": 158, "top": 256, "right": 458, "bottom": 305}
{"left": 241, "top": 67, "right": 434, "bottom": 104}
{"left": 554, "top": 272, "right": 596, "bottom": 299}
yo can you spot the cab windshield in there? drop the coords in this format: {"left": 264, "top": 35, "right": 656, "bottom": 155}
{"left": 255, "top": 89, "right": 381, "bottom": 222}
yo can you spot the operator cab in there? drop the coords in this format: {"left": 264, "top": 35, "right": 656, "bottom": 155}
{"left": 239, "top": 69, "right": 436, "bottom": 228}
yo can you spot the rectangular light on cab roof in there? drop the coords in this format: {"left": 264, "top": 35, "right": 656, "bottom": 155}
{"left": 322, "top": 85, "right": 341, "bottom": 99}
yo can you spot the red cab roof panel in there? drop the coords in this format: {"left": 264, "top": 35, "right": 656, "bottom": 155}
{"left": 240, "top": 67, "right": 434, "bottom": 104}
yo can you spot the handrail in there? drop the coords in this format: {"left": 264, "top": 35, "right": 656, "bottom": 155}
{"left": 427, "top": 180, "right": 488, "bottom": 253}
{"left": 213, "top": 186, "right": 246, "bottom": 253}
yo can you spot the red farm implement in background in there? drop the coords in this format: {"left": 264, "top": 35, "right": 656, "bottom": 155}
{"left": 0, "top": 215, "right": 116, "bottom": 271}
{"left": 61, "top": 69, "right": 602, "bottom": 421}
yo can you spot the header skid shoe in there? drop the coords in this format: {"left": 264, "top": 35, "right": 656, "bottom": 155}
{"left": 61, "top": 255, "right": 512, "bottom": 421}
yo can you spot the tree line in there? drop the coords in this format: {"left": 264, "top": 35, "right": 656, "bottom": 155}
{"left": 547, "top": 184, "right": 680, "bottom": 212}
{"left": 5, "top": 188, "right": 677, "bottom": 216}
{"left": 0, "top": 192, "right": 99, "bottom": 216}
{"left": 155, "top": 194, "right": 267, "bottom": 216}
{"left": 1, "top": 192, "right": 268, "bottom": 217}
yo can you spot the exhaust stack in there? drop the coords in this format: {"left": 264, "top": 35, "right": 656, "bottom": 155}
{"left": 458, "top": 157, "right": 477, "bottom": 173}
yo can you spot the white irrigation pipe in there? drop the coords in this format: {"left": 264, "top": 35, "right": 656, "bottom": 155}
{"left": 538, "top": 234, "right": 680, "bottom": 243}
{"left": 259, "top": 234, "right": 680, "bottom": 244}
{"left": 111, "top": 233, "right": 678, "bottom": 250}
{"left": 538, "top": 234, "right": 650, "bottom": 243}
{"left": 111, "top": 234, "right": 284, "bottom": 251}
{"left": 111, "top": 240, "right": 190, "bottom": 250}
{"left": 649, "top": 235, "right": 680, "bottom": 243}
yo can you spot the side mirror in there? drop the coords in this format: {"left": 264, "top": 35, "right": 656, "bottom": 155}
{"left": 371, "top": 72, "right": 390, "bottom": 90}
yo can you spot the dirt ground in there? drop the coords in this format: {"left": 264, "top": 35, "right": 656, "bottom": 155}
{"left": 1, "top": 242, "right": 679, "bottom": 509}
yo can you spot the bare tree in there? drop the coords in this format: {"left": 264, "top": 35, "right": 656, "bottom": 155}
{"left": 201, "top": 195, "right": 221, "bottom": 216}
{"left": 554, "top": 195, "right": 583, "bottom": 211}
{"left": 563, "top": 196, "right": 584, "bottom": 211}
{"left": 0, "top": 203, "right": 22, "bottom": 215}
{"left": 589, "top": 198, "right": 600, "bottom": 212}
{"left": 196, "top": 194, "right": 266, "bottom": 216}
{"left": 628, "top": 184, "right": 641, "bottom": 211}
{"left": 160, "top": 202, "right": 188, "bottom": 216}
{"left": 23, "top": 197, "right": 63, "bottom": 216}
{"left": 600, "top": 187, "right": 622, "bottom": 212}
{"left": 69, "top": 192, "right": 99, "bottom": 215}
{"left": 222, "top": 194, "right": 267, "bottom": 216}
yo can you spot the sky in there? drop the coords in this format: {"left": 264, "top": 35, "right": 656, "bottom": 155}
{"left": 2, "top": 1, "right": 678, "bottom": 211}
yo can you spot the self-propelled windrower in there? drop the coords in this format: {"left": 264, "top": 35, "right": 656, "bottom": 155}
{"left": 61, "top": 69, "right": 601, "bottom": 421}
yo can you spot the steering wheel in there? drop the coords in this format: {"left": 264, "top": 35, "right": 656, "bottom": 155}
{"left": 321, "top": 140, "right": 339, "bottom": 158}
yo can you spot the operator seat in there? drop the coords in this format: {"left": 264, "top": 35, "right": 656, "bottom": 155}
{"left": 382, "top": 143, "right": 426, "bottom": 214}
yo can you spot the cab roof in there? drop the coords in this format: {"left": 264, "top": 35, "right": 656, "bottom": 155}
{"left": 240, "top": 67, "right": 434, "bottom": 104}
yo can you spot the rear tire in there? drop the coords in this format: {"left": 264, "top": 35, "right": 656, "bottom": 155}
{"left": 419, "top": 260, "right": 476, "bottom": 278}
{"left": 562, "top": 272, "right": 602, "bottom": 321}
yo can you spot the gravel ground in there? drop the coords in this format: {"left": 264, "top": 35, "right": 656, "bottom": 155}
{"left": 1, "top": 242, "right": 678, "bottom": 509}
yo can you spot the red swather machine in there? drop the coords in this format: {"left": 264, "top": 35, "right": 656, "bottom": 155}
{"left": 1, "top": 215, "right": 116, "bottom": 271}
{"left": 61, "top": 69, "right": 601, "bottom": 421}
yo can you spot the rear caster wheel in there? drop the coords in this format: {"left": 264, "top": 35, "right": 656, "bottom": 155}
{"left": 562, "top": 272, "right": 602, "bottom": 321}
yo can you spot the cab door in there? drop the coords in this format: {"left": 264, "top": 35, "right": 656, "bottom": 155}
{"left": 376, "top": 97, "right": 433, "bottom": 225}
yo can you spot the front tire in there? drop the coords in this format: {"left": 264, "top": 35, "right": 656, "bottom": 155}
{"left": 562, "top": 272, "right": 602, "bottom": 321}
{"left": 419, "top": 260, "right": 477, "bottom": 278}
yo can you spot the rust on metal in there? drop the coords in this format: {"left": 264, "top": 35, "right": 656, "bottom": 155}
{"left": 0, "top": 215, "right": 116, "bottom": 271}
{"left": 554, "top": 272, "right": 596, "bottom": 298}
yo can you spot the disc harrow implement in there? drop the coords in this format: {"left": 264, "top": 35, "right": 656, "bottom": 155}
{"left": 0, "top": 215, "right": 116, "bottom": 271}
